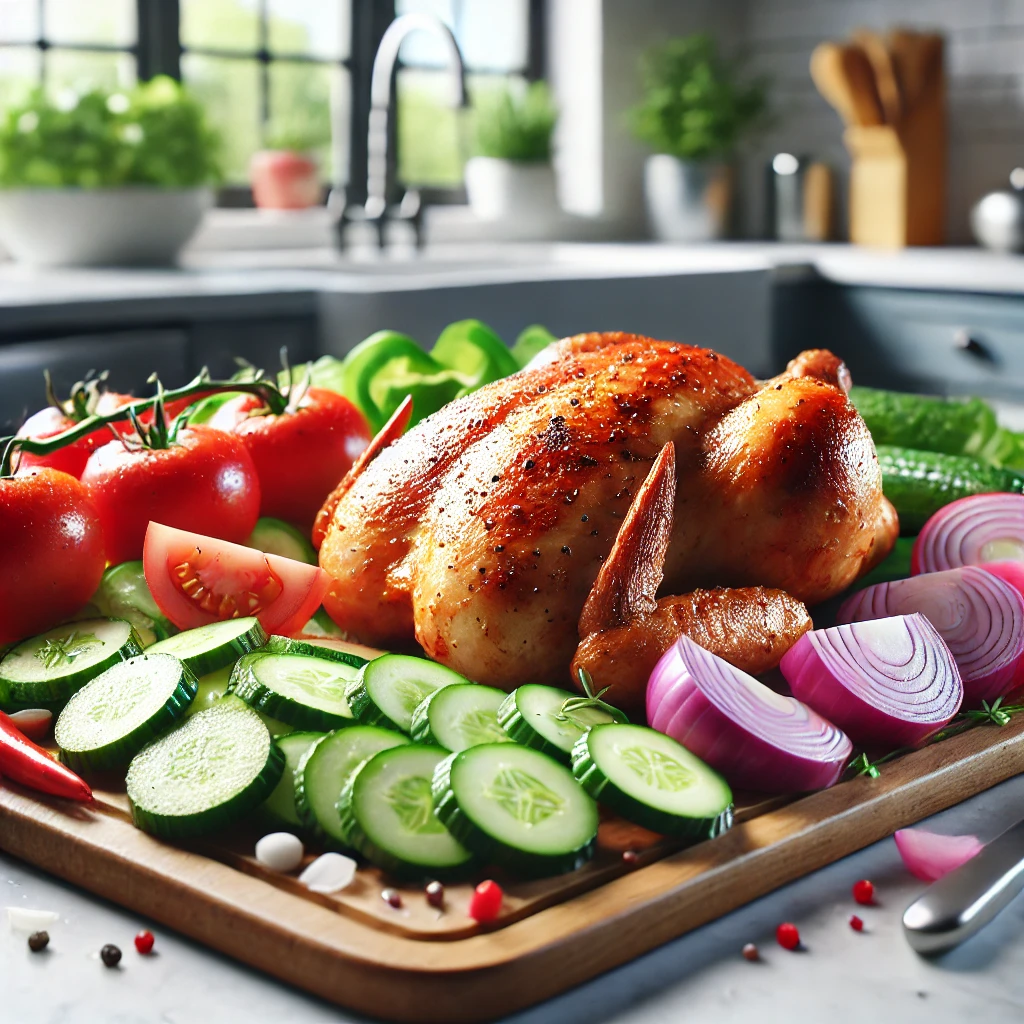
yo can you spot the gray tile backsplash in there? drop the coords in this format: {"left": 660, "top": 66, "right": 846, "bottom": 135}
{"left": 736, "top": 0, "right": 1024, "bottom": 242}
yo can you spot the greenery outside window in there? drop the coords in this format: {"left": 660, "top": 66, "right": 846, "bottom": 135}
{"left": 0, "top": 0, "right": 544, "bottom": 205}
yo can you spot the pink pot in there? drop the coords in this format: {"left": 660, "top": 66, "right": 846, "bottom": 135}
{"left": 250, "top": 150, "right": 321, "bottom": 210}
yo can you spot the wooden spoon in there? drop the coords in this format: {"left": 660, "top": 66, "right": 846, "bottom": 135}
{"left": 853, "top": 29, "right": 903, "bottom": 125}
{"left": 810, "top": 42, "right": 884, "bottom": 127}
{"left": 888, "top": 29, "right": 944, "bottom": 112}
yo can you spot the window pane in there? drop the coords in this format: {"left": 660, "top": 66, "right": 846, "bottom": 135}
{"left": 46, "top": 48, "right": 135, "bottom": 95}
{"left": 181, "top": 0, "right": 260, "bottom": 52}
{"left": 459, "top": 0, "right": 527, "bottom": 71}
{"left": 397, "top": 68, "right": 466, "bottom": 187}
{"left": 44, "top": 0, "right": 135, "bottom": 47}
{"left": 0, "top": 46, "right": 40, "bottom": 106}
{"left": 396, "top": 0, "right": 529, "bottom": 71}
{"left": 0, "top": 0, "right": 38, "bottom": 43}
{"left": 268, "top": 61, "right": 347, "bottom": 183}
{"left": 181, "top": 54, "right": 261, "bottom": 183}
{"left": 398, "top": 72, "right": 522, "bottom": 187}
{"left": 268, "top": 0, "right": 350, "bottom": 60}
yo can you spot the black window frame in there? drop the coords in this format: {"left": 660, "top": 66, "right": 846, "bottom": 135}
{"left": 2, "top": 0, "right": 546, "bottom": 207}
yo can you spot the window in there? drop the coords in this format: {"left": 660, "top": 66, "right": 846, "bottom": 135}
{"left": 393, "top": 0, "right": 545, "bottom": 194}
{"left": 0, "top": 0, "right": 543, "bottom": 204}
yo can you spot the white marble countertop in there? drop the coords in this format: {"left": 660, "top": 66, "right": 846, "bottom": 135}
{"left": 2, "top": 774, "right": 1023, "bottom": 1024}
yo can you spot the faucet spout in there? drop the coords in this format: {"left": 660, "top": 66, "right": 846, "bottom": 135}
{"left": 365, "top": 13, "right": 468, "bottom": 221}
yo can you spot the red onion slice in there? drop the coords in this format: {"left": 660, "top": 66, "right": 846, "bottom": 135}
{"left": 647, "top": 635, "right": 852, "bottom": 794}
{"left": 894, "top": 828, "right": 983, "bottom": 883}
{"left": 913, "top": 493, "right": 1024, "bottom": 575}
{"left": 780, "top": 614, "right": 963, "bottom": 748}
{"left": 837, "top": 567, "right": 1024, "bottom": 708}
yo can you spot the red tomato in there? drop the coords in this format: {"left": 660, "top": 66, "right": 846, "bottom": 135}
{"left": 0, "top": 468, "right": 106, "bottom": 645}
{"left": 209, "top": 387, "right": 371, "bottom": 532}
{"left": 81, "top": 426, "right": 261, "bottom": 565}
{"left": 143, "top": 523, "right": 330, "bottom": 634}
{"left": 16, "top": 391, "right": 135, "bottom": 478}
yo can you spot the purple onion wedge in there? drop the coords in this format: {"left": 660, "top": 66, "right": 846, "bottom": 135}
{"left": 646, "top": 635, "right": 852, "bottom": 794}
{"left": 781, "top": 614, "right": 963, "bottom": 748}
{"left": 838, "top": 566, "right": 1024, "bottom": 708}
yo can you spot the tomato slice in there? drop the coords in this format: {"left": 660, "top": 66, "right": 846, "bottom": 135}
{"left": 143, "top": 522, "right": 330, "bottom": 635}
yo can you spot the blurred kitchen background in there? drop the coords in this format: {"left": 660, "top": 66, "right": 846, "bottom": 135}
{"left": 2, "top": 0, "right": 1024, "bottom": 428}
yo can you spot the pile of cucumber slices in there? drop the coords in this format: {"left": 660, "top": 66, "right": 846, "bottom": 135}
{"left": 0, "top": 614, "right": 734, "bottom": 880}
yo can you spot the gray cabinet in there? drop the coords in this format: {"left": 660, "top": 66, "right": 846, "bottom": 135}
{"left": 774, "top": 282, "right": 1024, "bottom": 399}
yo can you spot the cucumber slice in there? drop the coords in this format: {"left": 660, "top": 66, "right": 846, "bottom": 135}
{"left": 126, "top": 696, "right": 284, "bottom": 839}
{"left": 264, "top": 635, "right": 368, "bottom": 670}
{"left": 0, "top": 619, "right": 144, "bottom": 714}
{"left": 572, "top": 724, "right": 733, "bottom": 840}
{"left": 347, "top": 655, "right": 468, "bottom": 733}
{"left": 497, "top": 684, "right": 625, "bottom": 764}
{"left": 433, "top": 742, "right": 598, "bottom": 876}
{"left": 185, "top": 665, "right": 234, "bottom": 717}
{"left": 147, "top": 617, "right": 267, "bottom": 677}
{"left": 55, "top": 653, "right": 197, "bottom": 774}
{"left": 262, "top": 730, "right": 323, "bottom": 828}
{"left": 337, "top": 744, "right": 472, "bottom": 877}
{"left": 410, "top": 683, "right": 511, "bottom": 752}
{"left": 295, "top": 725, "right": 410, "bottom": 846}
{"left": 91, "top": 561, "right": 177, "bottom": 647}
{"left": 247, "top": 517, "right": 317, "bottom": 565}
{"left": 230, "top": 652, "right": 358, "bottom": 730}
{"left": 187, "top": 664, "right": 294, "bottom": 735}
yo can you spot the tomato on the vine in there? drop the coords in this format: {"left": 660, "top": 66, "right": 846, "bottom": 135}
{"left": 17, "top": 389, "right": 135, "bottom": 478}
{"left": 81, "top": 425, "right": 261, "bottom": 565}
{"left": 0, "top": 468, "right": 106, "bottom": 645}
{"left": 209, "top": 386, "right": 371, "bottom": 532}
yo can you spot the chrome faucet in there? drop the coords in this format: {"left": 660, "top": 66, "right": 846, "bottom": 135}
{"left": 333, "top": 13, "right": 468, "bottom": 249}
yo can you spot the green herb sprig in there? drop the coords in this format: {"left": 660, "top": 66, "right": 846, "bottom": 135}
{"left": 846, "top": 697, "right": 1024, "bottom": 780}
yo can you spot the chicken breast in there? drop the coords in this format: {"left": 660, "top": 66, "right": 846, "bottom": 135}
{"left": 317, "top": 333, "right": 896, "bottom": 689}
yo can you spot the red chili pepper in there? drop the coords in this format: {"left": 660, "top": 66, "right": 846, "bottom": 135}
{"left": 0, "top": 710, "right": 92, "bottom": 802}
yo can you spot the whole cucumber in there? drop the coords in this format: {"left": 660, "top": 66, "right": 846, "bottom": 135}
{"left": 850, "top": 387, "right": 997, "bottom": 458}
{"left": 876, "top": 445, "right": 1024, "bottom": 534}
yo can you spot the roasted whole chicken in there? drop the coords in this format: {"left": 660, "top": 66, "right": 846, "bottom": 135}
{"left": 316, "top": 333, "right": 898, "bottom": 712}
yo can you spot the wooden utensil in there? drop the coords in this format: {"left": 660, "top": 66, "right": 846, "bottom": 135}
{"left": 888, "top": 29, "right": 944, "bottom": 114}
{"left": 854, "top": 28, "right": 903, "bottom": 125}
{"left": 810, "top": 41, "right": 884, "bottom": 127}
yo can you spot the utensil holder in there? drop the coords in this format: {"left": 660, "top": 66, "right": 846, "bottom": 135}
{"left": 844, "top": 81, "right": 946, "bottom": 247}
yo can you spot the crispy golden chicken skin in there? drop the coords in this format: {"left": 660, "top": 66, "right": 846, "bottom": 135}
{"left": 318, "top": 333, "right": 896, "bottom": 690}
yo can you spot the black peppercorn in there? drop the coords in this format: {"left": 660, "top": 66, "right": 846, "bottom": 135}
{"left": 27, "top": 930, "right": 49, "bottom": 952}
{"left": 100, "top": 943, "right": 122, "bottom": 967}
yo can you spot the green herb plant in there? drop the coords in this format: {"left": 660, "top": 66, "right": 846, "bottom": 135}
{"left": 262, "top": 101, "right": 332, "bottom": 155}
{"left": 474, "top": 81, "right": 558, "bottom": 163}
{"left": 0, "top": 76, "right": 221, "bottom": 189}
{"left": 628, "top": 34, "right": 767, "bottom": 161}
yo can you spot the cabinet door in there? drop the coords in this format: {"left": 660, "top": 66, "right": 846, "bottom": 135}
{"left": 775, "top": 283, "right": 1024, "bottom": 400}
{"left": 0, "top": 329, "right": 189, "bottom": 432}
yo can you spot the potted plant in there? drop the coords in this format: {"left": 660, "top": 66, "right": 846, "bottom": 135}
{"left": 465, "top": 81, "right": 559, "bottom": 223}
{"left": 250, "top": 107, "right": 330, "bottom": 211}
{"left": 0, "top": 76, "right": 220, "bottom": 266}
{"left": 628, "top": 34, "right": 767, "bottom": 242}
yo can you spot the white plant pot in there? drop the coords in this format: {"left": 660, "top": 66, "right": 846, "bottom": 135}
{"left": 643, "top": 155, "right": 732, "bottom": 242}
{"left": 0, "top": 187, "right": 213, "bottom": 267}
{"left": 464, "top": 157, "right": 559, "bottom": 225}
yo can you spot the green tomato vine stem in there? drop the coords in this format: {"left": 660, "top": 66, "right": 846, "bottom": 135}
{"left": 0, "top": 370, "right": 288, "bottom": 477}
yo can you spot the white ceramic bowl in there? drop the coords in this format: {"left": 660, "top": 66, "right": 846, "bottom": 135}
{"left": 0, "top": 187, "right": 213, "bottom": 267}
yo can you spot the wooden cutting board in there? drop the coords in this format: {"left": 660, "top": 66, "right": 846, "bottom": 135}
{"left": 1, "top": 695, "right": 1022, "bottom": 1022}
